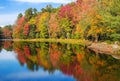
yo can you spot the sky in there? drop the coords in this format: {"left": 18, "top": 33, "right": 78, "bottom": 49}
{"left": 0, "top": 0, "right": 75, "bottom": 27}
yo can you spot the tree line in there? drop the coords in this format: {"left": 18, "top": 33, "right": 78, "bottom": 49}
{"left": 0, "top": 0, "right": 120, "bottom": 42}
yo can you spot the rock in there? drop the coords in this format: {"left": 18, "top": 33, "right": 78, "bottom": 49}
{"left": 88, "top": 42, "right": 120, "bottom": 55}
{"left": 111, "top": 54, "right": 120, "bottom": 59}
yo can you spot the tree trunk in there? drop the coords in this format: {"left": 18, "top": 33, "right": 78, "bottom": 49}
{"left": 95, "top": 35, "right": 98, "bottom": 42}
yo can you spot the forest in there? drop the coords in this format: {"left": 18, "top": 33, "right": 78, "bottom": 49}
{"left": 0, "top": 0, "right": 120, "bottom": 42}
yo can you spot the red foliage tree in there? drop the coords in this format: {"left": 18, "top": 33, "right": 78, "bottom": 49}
{"left": 50, "top": 50, "right": 61, "bottom": 67}
{"left": 76, "top": 0, "right": 82, "bottom": 4}
{"left": 2, "top": 28, "right": 12, "bottom": 38}
{"left": 18, "top": 53, "right": 26, "bottom": 64}
{"left": 24, "top": 46, "right": 31, "bottom": 58}
{"left": 59, "top": 5, "right": 73, "bottom": 19}
{"left": 60, "top": 63, "right": 74, "bottom": 76}
{"left": 17, "top": 16, "right": 25, "bottom": 25}
{"left": 15, "top": 48, "right": 26, "bottom": 64}
{"left": 3, "top": 41, "right": 12, "bottom": 49}
{"left": 23, "top": 23, "right": 30, "bottom": 36}
{"left": 13, "top": 16, "right": 25, "bottom": 38}
{"left": 49, "top": 13, "right": 60, "bottom": 38}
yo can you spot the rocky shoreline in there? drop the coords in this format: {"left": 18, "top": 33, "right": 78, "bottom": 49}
{"left": 88, "top": 42, "right": 120, "bottom": 59}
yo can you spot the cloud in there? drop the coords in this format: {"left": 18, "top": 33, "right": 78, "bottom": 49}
{"left": 0, "top": 13, "right": 18, "bottom": 27}
{"left": 13, "top": 0, "right": 75, "bottom": 4}
{"left": 6, "top": 70, "right": 62, "bottom": 79}
{"left": 0, "top": 49, "right": 17, "bottom": 60}
{"left": 6, "top": 71, "right": 49, "bottom": 79}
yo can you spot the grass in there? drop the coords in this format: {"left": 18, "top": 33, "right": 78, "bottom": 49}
{"left": 12, "top": 38, "right": 91, "bottom": 46}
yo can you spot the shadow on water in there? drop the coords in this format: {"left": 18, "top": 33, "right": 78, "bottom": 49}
{"left": 0, "top": 41, "right": 120, "bottom": 81}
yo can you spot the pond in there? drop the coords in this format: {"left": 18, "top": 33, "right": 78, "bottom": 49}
{"left": 0, "top": 41, "right": 120, "bottom": 81}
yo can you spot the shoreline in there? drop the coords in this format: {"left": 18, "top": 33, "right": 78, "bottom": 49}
{"left": 88, "top": 42, "right": 120, "bottom": 55}
{"left": 1, "top": 38, "right": 120, "bottom": 55}
{"left": 12, "top": 39, "right": 89, "bottom": 46}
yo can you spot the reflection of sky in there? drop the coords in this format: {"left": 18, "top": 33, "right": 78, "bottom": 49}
{"left": 0, "top": 49, "right": 16, "bottom": 60}
{"left": 0, "top": 49, "right": 76, "bottom": 81}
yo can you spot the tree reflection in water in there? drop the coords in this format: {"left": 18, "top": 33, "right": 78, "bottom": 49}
{"left": 1, "top": 41, "right": 120, "bottom": 81}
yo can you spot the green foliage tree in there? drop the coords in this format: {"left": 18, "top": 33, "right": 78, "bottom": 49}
{"left": 29, "top": 24, "right": 36, "bottom": 39}
{"left": 25, "top": 8, "right": 38, "bottom": 21}
{"left": 98, "top": 0, "right": 120, "bottom": 41}
{"left": 59, "top": 18, "right": 73, "bottom": 39}
{"left": 25, "top": 8, "right": 33, "bottom": 20}
{"left": 17, "top": 13, "right": 23, "bottom": 19}
{"left": 0, "top": 27, "right": 3, "bottom": 39}
{"left": 41, "top": 5, "right": 58, "bottom": 13}
{"left": 33, "top": 8, "right": 38, "bottom": 17}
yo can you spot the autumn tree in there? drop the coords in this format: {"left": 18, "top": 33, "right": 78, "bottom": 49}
{"left": 23, "top": 23, "right": 30, "bottom": 36}
{"left": 10, "top": 0, "right": 120, "bottom": 42}
{"left": 36, "top": 12, "right": 50, "bottom": 38}
{"left": 49, "top": 13, "right": 60, "bottom": 38}
{"left": 2, "top": 41, "right": 12, "bottom": 51}
{"left": 13, "top": 8, "right": 38, "bottom": 39}
{"left": 12, "top": 16, "right": 25, "bottom": 38}
{"left": 59, "top": 18, "right": 73, "bottom": 39}
{"left": 59, "top": 4, "right": 73, "bottom": 19}
{"left": 84, "top": 8, "right": 105, "bottom": 42}
{"left": 2, "top": 25, "right": 12, "bottom": 39}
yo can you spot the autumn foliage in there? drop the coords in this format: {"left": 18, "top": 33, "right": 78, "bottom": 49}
{"left": 8, "top": 41, "right": 120, "bottom": 81}
{"left": 59, "top": 4, "right": 73, "bottom": 19}
{"left": 24, "top": 46, "right": 31, "bottom": 58}
{"left": 2, "top": 28, "right": 12, "bottom": 38}
{"left": 23, "top": 23, "right": 30, "bottom": 35}
{"left": 1, "top": 0, "right": 120, "bottom": 41}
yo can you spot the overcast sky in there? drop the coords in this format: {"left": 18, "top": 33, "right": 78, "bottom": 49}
{"left": 0, "top": 0, "right": 75, "bottom": 27}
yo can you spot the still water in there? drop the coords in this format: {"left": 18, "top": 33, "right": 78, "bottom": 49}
{"left": 0, "top": 41, "right": 120, "bottom": 81}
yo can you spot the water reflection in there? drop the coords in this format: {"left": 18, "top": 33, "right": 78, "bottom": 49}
{"left": 0, "top": 49, "right": 16, "bottom": 60}
{"left": 0, "top": 41, "right": 120, "bottom": 81}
